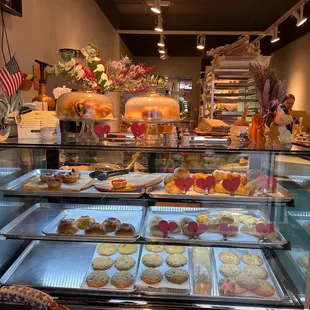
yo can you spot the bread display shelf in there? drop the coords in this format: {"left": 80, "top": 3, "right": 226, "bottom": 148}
{"left": 142, "top": 207, "right": 288, "bottom": 249}
{"left": 0, "top": 169, "right": 144, "bottom": 198}
{"left": 0, "top": 203, "right": 145, "bottom": 243}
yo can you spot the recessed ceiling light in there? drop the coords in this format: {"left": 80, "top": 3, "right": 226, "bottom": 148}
{"left": 155, "top": 15, "right": 163, "bottom": 32}
{"left": 151, "top": 0, "right": 161, "bottom": 14}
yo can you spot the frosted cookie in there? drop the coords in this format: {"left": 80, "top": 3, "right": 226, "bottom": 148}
{"left": 111, "top": 271, "right": 134, "bottom": 288}
{"left": 114, "top": 255, "right": 136, "bottom": 271}
{"left": 141, "top": 268, "right": 163, "bottom": 285}
{"left": 219, "top": 264, "right": 242, "bottom": 277}
{"left": 165, "top": 245, "right": 185, "bottom": 254}
{"left": 244, "top": 265, "right": 268, "bottom": 280}
{"left": 142, "top": 254, "right": 163, "bottom": 267}
{"left": 219, "top": 252, "right": 240, "bottom": 265}
{"left": 166, "top": 254, "right": 188, "bottom": 267}
{"left": 118, "top": 244, "right": 137, "bottom": 255}
{"left": 241, "top": 253, "right": 263, "bottom": 266}
{"left": 145, "top": 245, "right": 165, "bottom": 253}
{"left": 165, "top": 268, "right": 189, "bottom": 284}
{"left": 97, "top": 243, "right": 117, "bottom": 256}
{"left": 86, "top": 271, "right": 109, "bottom": 287}
{"left": 91, "top": 256, "right": 114, "bottom": 270}
{"left": 252, "top": 280, "right": 275, "bottom": 297}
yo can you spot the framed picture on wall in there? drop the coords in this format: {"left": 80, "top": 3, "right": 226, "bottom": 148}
{"left": 0, "top": 0, "right": 23, "bottom": 17}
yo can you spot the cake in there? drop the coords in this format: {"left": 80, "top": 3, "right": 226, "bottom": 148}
{"left": 124, "top": 91, "right": 180, "bottom": 121}
{"left": 197, "top": 118, "right": 230, "bottom": 134}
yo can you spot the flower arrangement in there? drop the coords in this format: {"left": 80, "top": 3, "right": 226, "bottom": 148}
{"left": 143, "top": 74, "right": 167, "bottom": 89}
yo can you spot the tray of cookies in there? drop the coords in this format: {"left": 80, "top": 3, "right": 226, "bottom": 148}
{"left": 135, "top": 245, "right": 190, "bottom": 295}
{"left": 42, "top": 205, "right": 145, "bottom": 242}
{"left": 212, "top": 248, "right": 286, "bottom": 302}
{"left": 81, "top": 243, "right": 141, "bottom": 292}
{"left": 0, "top": 169, "right": 144, "bottom": 198}
{"left": 142, "top": 207, "right": 288, "bottom": 248}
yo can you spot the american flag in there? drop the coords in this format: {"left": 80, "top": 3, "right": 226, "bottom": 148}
{"left": 0, "top": 57, "right": 22, "bottom": 96}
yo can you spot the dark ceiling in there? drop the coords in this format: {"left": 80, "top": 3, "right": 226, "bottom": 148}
{"left": 97, "top": 0, "right": 310, "bottom": 59}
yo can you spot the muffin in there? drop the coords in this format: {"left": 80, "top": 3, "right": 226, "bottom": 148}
{"left": 111, "top": 179, "right": 127, "bottom": 189}
{"left": 47, "top": 178, "right": 62, "bottom": 189}
{"left": 102, "top": 217, "right": 121, "bottom": 232}
{"left": 63, "top": 169, "right": 80, "bottom": 184}
{"left": 40, "top": 173, "right": 54, "bottom": 183}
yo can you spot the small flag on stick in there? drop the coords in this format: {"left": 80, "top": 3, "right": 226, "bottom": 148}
{"left": 0, "top": 56, "right": 22, "bottom": 96}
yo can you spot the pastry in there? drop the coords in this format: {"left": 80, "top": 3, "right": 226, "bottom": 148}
{"left": 166, "top": 254, "right": 188, "bottom": 267}
{"left": 142, "top": 254, "right": 163, "bottom": 267}
{"left": 164, "top": 174, "right": 176, "bottom": 185}
{"left": 150, "top": 223, "right": 165, "bottom": 237}
{"left": 165, "top": 245, "right": 185, "bottom": 254}
{"left": 168, "top": 220, "right": 181, "bottom": 233}
{"left": 111, "top": 271, "right": 134, "bottom": 288}
{"left": 297, "top": 255, "right": 309, "bottom": 268}
{"left": 213, "top": 170, "right": 226, "bottom": 182}
{"left": 219, "top": 264, "right": 242, "bottom": 277}
{"left": 244, "top": 265, "right": 268, "bottom": 280}
{"left": 240, "top": 224, "right": 277, "bottom": 241}
{"left": 236, "top": 273, "right": 258, "bottom": 290}
{"left": 219, "top": 252, "right": 240, "bottom": 265}
{"left": 115, "top": 223, "right": 136, "bottom": 236}
{"left": 145, "top": 245, "right": 165, "bottom": 253}
{"left": 218, "top": 211, "right": 234, "bottom": 224}
{"left": 196, "top": 213, "right": 209, "bottom": 224}
{"left": 205, "top": 218, "right": 220, "bottom": 232}
{"left": 241, "top": 253, "right": 263, "bottom": 266}
{"left": 303, "top": 220, "right": 310, "bottom": 233}
{"left": 179, "top": 217, "right": 193, "bottom": 228}
{"left": 57, "top": 219, "right": 79, "bottom": 234}
{"left": 193, "top": 172, "right": 209, "bottom": 181}
{"left": 118, "top": 244, "right": 137, "bottom": 255}
{"left": 102, "top": 217, "right": 121, "bottom": 232}
{"left": 86, "top": 271, "right": 109, "bottom": 287}
{"left": 97, "top": 243, "right": 117, "bottom": 256}
{"left": 238, "top": 215, "right": 257, "bottom": 225}
{"left": 173, "top": 167, "right": 190, "bottom": 179}
{"left": 252, "top": 280, "right": 275, "bottom": 297}
{"left": 182, "top": 223, "right": 193, "bottom": 237}
{"left": 85, "top": 223, "right": 107, "bottom": 235}
{"left": 47, "top": 178, "right": 62, "bottom": 189}
{"left": 141, "top": 268, "right": 163, "bottom": 285}
{"left": 76, "top": 216, "right": 95, "bottom": 230}
{"left": 63, "top": 169, "right": 80, "bottom": 183}
{"left": 165, "top": 181, "right": 182, "bottom": 194}
{"left": 165, "top": 268, "right": 189, "bottom": 284}
{"left": 40, "top": 173, "right": 55, "bottom": 183}
{"left": 91, "top": 256, "right": 114, "bottom": 270}
{"left": 111, "top": 178, "right": 127, "bottom": 189}
{"left": 215, "top": 181, "right": 253, "bottom": 196}
{"left": 114, "top": 255, "right": 136, "bottom": 271}
{"left": 149, "top": 215, "right": 163, "bottom": 226}
{"left": 53, "top": 171, "right": 65, "bottom": 181}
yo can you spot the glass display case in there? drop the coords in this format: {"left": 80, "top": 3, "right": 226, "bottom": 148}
{"left": 0, "top": 138, "right": 309, "bottom": 310}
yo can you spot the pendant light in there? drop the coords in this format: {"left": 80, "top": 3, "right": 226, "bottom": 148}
{"left": 271, "top": 26, "right": 280, "bottom": 43}
{"left": 157, "top": 34, "right": 165, "bottom": 47}
{"left": 151, "top": 0, "right": 161, "bottom": 14}
{"left": 155, "top": 15, "right": 163, "bottom": 32}
{"left": 292, "top": 4, "right": 307, "bottom": 27}
{"left": 196, "top": 35, "right": 206, "bottom": 50}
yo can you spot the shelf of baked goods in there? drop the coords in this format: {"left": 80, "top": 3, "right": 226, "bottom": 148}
{"left": 0, "top": 239, "right": 295, "bottom": 306}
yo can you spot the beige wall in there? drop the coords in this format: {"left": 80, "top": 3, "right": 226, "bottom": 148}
{"left": 271, "top": 33, "right": 310, "bottom": 112}
{"left": 0, "top": 0, "right": 131, "bottom": 101}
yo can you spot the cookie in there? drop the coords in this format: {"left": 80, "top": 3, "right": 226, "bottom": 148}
{"left": 252, "top": 280, "right": 275, "bottom": 297}
{"left": 142, "top": 254, "right": 163, "bottom": 267}
{"left": 97, "top": 243, "right": 117, "bottom": 256}
{"left": 165, "top": 245, "right": 185, "bottom": 254}
{"left": 219, "top": 252, "right": 240, "bottom": 265}
{"left": 86, "top": 271, "right": 109, "bottom": 287}
{"left": 91, "top": 256, "right": 114, "bottom": 270}
{"left": 166, "top": 254, "right": 188, "bottom": 267}
{"left": 114, "top": 255, "right": 136, "bottom": 271}
{"left": 165, "top": 268, "right": 189, "bottom": 284}
{"left": 226, "top": 277, "right": 247, "bottom": 294}
{"left": 141, "top": 268, "right": 163, "bottom": 285}
{"left": 118, "top": 244, "right": 137, "bottom": 255}
{"left": 241, "top": 253, "right": 264, "bottom": 266}
{"left": 297, "top": 255, "right": 309, "bottom": 269}
{"left": 236, "top": 273, "right": 258, "bottom": 290}
{"left": 111, "top": 271, "right": 134, "bottom": 288}
{"left": 244, "top": 265, "right": 268, "bottom": 280}
{"left": 145, "top": 245, "right": 165, "bottom": 253}
{"left": 219, "top": 264, "right": 242, "bottom": 277}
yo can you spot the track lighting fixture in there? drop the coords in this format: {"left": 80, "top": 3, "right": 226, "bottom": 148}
{"left": 292, "top": 4, "right": 307, "bottom": 27}
{"left": 155, "top": 15, "right": 163, "bottom": 32}
{"left": 160, "top": 51, "right": 169, "bottom": 60}
{"left": 151, "top": 0, "right": 161, "bottom": 14}
{"left": 196, "top": 35, "right": 206, "bottom": 50}
{"left": 271, "top": 26, "right": 280, "bottom": 43}
{"left": 158, "top": 48, "right": 166, "bottom": 54}
{"left": 157, "top": 34, "right": 165, "bottom": 47}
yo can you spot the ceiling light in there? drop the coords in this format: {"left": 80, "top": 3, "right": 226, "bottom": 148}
{"left": 151, "top": 0, "right": 161, "bottom": 14}
{"left": 292, "top": 4, "right": 307, "bottom": 27}
{"left": 158, "top": 48, "right": 166, "bottom": 54}
{"left": 197, "top": 35, "right": 206, "bottom": 50}
{"left": 160, "top": 52, "right": 169, "bottom": 60}
{"left": 271, "top": 27, "right": 280, "bottom": 43}
{"left": 157, "top": 34, "right": 165, "bottom": 47}
{"left": 155, "top": 15, "right": 163, "bottom": 32}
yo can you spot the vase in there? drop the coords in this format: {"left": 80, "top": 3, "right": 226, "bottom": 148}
{"left": 105, "top": 91, "right": 122, "bottom": 132}
{"left": 249, "top": 112, "right": 266, "bottom": 144}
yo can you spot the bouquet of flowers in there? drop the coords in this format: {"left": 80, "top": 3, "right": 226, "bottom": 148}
{"left": 47, "top": 43, "right": 111, "bottom": 93}
{"left": 142, "top": 74, "right": 167, "bottom": 89}
{"left": 105, "top": 56, "right": 154, "bottom": 93}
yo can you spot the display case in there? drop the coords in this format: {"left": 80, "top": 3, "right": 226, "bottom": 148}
{"left": 0, "top": 138, "right": 309, "bottom": 310}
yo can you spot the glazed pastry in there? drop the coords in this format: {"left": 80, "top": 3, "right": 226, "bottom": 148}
{"left": 111, "top": 179, "right": 127, "bottom": 189}
{"left": 63, "top": 169, "right": 80, "bottom": 184}
{"left": 85, "top": 223, "right": 107, "bottom": 235}
{"left": 102, "top": 217, "right": 121, "bottom": 232}
{"left": 149, "top": 215, "right": 163, "bottom": 226}
{"left": 165, "top": 181, "right": 182, "bottom": 194}
{"left": 218, "top": 211, "right": 234, "bottom": 224}
{"left": 76, "top": 215, "right": 96, "bottom": 230}
{"left": 40, "top": 173, "right": 55, "bottom": 183}
{"left": 57, "top": 219, "right": 79, "bottom": 234}
{"left": 164, "top": 174, "right": 176, "bottom": 185}
{"left": 115, "top": 223, "right": 136, "bottom": 236}
{"left": 173, "top": 167, "right": 190, "bottom": 179}
{"left": 47, "top": 178, "right": 62, "bottom": 189}
{"left": 196, "top": 213, "right": 209, "bottom": 224}
{"left": 179, "top": 217, "right": 193, "bottom": 228}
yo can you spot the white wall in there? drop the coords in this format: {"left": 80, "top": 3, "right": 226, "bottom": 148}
{"left": 271, "top": 33, "right": 310, "bottom": 112}
{"left": 0, "top": 0, "right": 131, "bottom": 101}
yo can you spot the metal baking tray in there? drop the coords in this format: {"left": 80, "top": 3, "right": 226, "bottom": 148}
{"left": 142, "top": 207, "right": 288, "bottom": 248}
{"left": 211, "top": 247, "right": 286, "bottom": 303}
{"left": 146, "top": 183, "right": 295, "bottom": 203}
{"left": 0, "top": 169, "right": 144, "bottom": 198}
{"left": 0, "top": 203, "right": 146, "bottom": 242}
{"left": 135, "top": 245, "right": 190, "bottom": 296}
